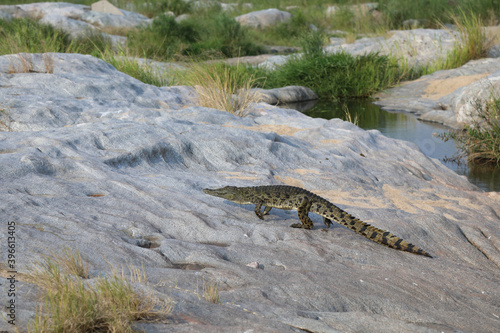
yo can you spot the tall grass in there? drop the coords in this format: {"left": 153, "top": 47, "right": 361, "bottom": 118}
{"left": 378, "top": 0, "right": 500, "bottom": 28}
{"left": 0, "top": 18, "right": 113, "bottom": 56}
{"left": 441, "top": 96, "right": 500, "bottom": 166}
{"left": 421, "top": 10, "right": 491, "bottom": 75}
{"left": 0, "top": 103, "right": 11, "bottom": 131}
{"left": 26, "top": 248, "right": 171, "bottom": 333}
{"left": 248, "top": 10, "right": 313, "bottom": 46}
{"left": 251, "top": 31, "right": 403, "bottom": 100}
{"left": 177, "top": 62, "right": 263, "bottom": 116}
{"left": 102, "top": 52, "right": 168, "bottom": 86}
{"left": 197, "top": 276, "right": 221, "bottom": 304}
{"left": 327, "top": 2, "right": 389, "bottom": 36}
{"left": 127, "top": 10, "right": 262, "bottom": 61}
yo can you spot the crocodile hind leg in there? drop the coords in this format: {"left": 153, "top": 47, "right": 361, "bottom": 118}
{"left": 323, "top": 217, "right": 332, "bottom": 228}
{"left": 255, "top": 202, "right": 272, "bottom": 220}
{"left": 254, "top": 201, "right": 265, "bottom": 219}
{"left": 291, "top": 197, "right": 314, "bottom": 229}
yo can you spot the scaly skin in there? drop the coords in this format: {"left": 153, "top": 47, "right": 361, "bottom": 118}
{"left": 203, "top": 185, "right": 433, "bottom": 258}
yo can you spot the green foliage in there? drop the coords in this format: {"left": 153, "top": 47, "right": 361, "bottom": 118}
{"left": 327, "top": 3, "right": 388, "bottom": 36}
{"left": 300, "top": 30, "right": 326, "bottom": 59}
{"left": 0, "top": 18, "right": 112, "bottom": 56}
{"left": 126, "top": 14, "right": 197, "bottom": 59}
{"left": 127, "top": 12, "right": 262, "bottom": 60}
{"left": 176, "top": 62, "right": 264, "bottom": 116}
{"left": 419, "top": 9, "right": 490, "bottom": 76}
{"left": 249, "top": 10, "right": 312, "bottom": 46}
{"left": 0, "top": 18, "right": 72, "bottom": 54}
{"left": 103, "top": 55, "right": 168, "bottom": 87}
{"left": 441, "top": 97, "right": 500, "bottom": 166}
{"left": 183, "top": 12, "right": 263, "bottom": 58}
{"left": 378, "top": 0, "right": 500, "bottom": 28}
{"left": 26, "top": 249, "right": 171, "bottom": 333}
{"left": 156, "top": 0, "right": 193, "bottom": 15}
{"left": 253, "top": 51, "right": 402, "bottom": 100}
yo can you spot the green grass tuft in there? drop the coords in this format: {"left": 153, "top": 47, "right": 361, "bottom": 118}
{"left": 26, "top": 248, "right": 172, "bottom": 333}
{"left": 251, "top": 50, "right": 402, "bottom": 100}
{"left": 441, "top": 96, "right": 500, "bottom": 166}
{"left": 176, "top": 62, "right": 263, "bottom": 116}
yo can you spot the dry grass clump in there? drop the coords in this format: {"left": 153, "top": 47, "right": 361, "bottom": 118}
{"left": 428, "top": 10, "right": 493, "bottom": 73}
{"left": 25, "top": 247, "right": 172, "bottom": 333}
{"left": 8, "top": 53, "right": 54, "bottom": 74}
{"left": 441, "top": 96, "right": 500, "bottom": 166}
{"left": 197, "top": 275, "right": 221, "bottom": 304}
{"left": 0, "top": 104, "right": 11, "bottom": 131}
{"left": 48, "top": 246, "right": 90, "bottom": 279}
{"left": 179, "top": 62, "right": 262, "bottom": 117}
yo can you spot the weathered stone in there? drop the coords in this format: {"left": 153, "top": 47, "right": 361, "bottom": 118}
{"left": 374, "top": 58, "right": 500, "bottom": 128}
{"left": 251, "top": 86, "right": 318, "bottom": 105}
{"left": 324, "top": 29, "right": 460, "bottom": 69}
{"left": 220, "top": 2, "right": 237, "bottom": 12}
{"left": 0, "top": 10, "right": 12, "bottom": 20}
{"left": 175, "top": 13, "right": 190, "bottom": 22}
{"left": 402, "top": 19, "right": 428, "bottom": 28}
{"left": 91, "top": 0, "right": 123, "bottom": 16}
{"left": 39, "top": 14, "right": 100, "bottom": 39}
{"left": 0, "top": 2, "right": 150, "bottom": 48}
{"left": 1, "top": 53, "right": 500, "bottom": 333}
{"left": 81, "top": 7, "right": 151, "bottom": 28}
{"left": 235, "top": 8, "right": 292, "bottom": 29}
{"left": 326, "top": 2, "right": 378, "bottom": 18}
{"left": 0, "top": 2, "right": 90, "bottom": 19}
{"left": 258, "top": 54, "right": 294, "bottom": 70}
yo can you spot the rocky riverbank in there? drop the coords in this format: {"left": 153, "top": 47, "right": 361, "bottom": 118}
{"left": 1, "top": 53, "right": 499, "bottom": 332}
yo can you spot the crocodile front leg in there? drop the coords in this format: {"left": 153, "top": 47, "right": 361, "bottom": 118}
{"left": 254, "top": 201, "right": 265, "bottom": 219}
{"left": 291, "top": 197, "right": 313, "bottom": 229}
{"left": 263, "top": 206, "right": 272, "bottom": 215}
{"left": 323, "top": 217, "right": 332, "bottom": 228}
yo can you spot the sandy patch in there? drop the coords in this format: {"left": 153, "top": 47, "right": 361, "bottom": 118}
{"left": 423, "top": 73, "right": 490, "bottom": 100}
{"left": 225, "top": 124, "right": 305, "bottom": 136}
{"left": 273, "top": 175, "right": 304, "bottom": 188}
{"left": 314, "top": 189, "right": 388, "bottom": 211}
{"left": 292, "top": 169, "right": 321, "bottom": 175}
{"left": 219, "top": 171, "right": 261, "bottom": 181}
{"left": 320, "top": 139, "right": 343, "bottom": 145}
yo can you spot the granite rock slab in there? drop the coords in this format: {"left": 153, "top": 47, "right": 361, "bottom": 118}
{"left": 235, "top": 8, "right": 292, "bottom": 29}
{"left": 374, "top": 58, "right": 500, "bottom": 128}
{"left": 0, "top": 53, "right": 499, "bottom": 332}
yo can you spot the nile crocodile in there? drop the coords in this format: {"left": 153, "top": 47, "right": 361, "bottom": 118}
{"left": 203, "top": 185, "right": 432, "bottom": 258}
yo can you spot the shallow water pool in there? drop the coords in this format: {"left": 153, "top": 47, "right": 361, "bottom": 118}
{"left": 298, "top": 99, "right": 500, "bottom": 192}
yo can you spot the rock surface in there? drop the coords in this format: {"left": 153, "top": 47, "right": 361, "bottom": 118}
{"left": 0, "top": 2, "right": 151, "bottom": 46}
{"left": 260, "top": 29, "right": 462, "bottom": 71}
{"left": 251, "top": 85, "right": 318, "bottom": 105}
{"left": 374, "top": 58, "right": 500, "bottom": 128}
{"left": 235, "top": 8, "right": 292, "bottom": 28}
{"left": 1, "top": 53, "right": 500, "bottom": 332}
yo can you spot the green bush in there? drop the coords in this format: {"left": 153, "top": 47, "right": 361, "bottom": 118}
{"left": 248, "top": 10, "right": 315, "bottom": 47}
{"left": 183, "top": 12, "right": 263, "bottom": 58}
{"left": 253, "top": 50, "right": 401, "bottom": 100}
{"left": 156, "top": 0, "right": 193, "bottom": 15}
{"left": 441, "top": 97, "right": 500, "bottom": 166}
{"left": 0, "top": 18, "right": 72, "bottom": 54}
{"left": 126, "top": 14, "right": 198, "bottom": 59}
{"left": 0, "top": 18, "right": 112, "bottom": 56}
{"left": 378, "top": 0, "right": 500, "bottom": 28}
{"left": 127, "top": 12, "right": 263, "bottom": 60}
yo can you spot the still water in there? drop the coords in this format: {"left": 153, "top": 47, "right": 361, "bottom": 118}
{"left": 298, "top": 99, "right": 500, "bottom": 192}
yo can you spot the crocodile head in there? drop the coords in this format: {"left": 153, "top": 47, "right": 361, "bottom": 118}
{"left": 203, "top": 186, "right": 253, "bottom": 204}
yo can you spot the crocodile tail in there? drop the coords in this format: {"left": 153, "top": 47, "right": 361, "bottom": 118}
{"left": 329, "top": 206, "right": 433, "bottom": 258}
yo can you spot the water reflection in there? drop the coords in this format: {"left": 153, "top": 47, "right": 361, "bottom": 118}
{"left": 291, "top": 99, "right": 500, "bottom": 192}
